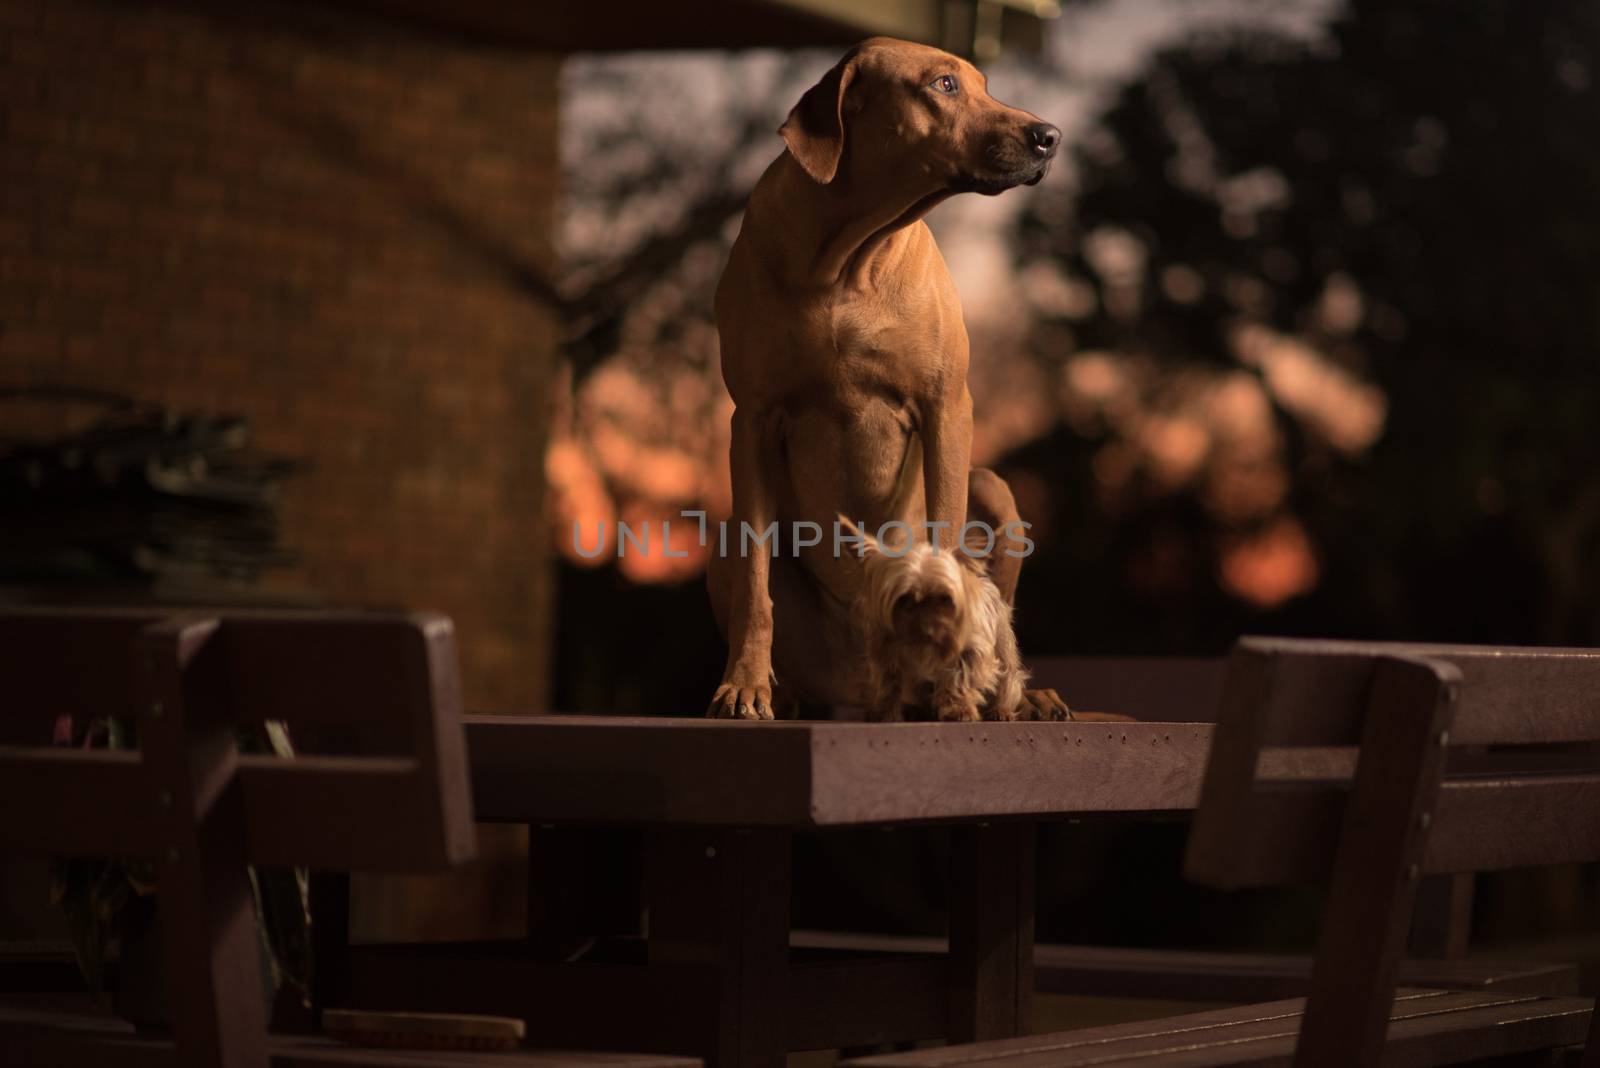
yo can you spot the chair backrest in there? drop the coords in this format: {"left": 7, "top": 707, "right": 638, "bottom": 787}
{"left": 1184, "top": 636, "right": 1600, "bottom": 1067}
{"left": 0, "top": 607, "right": 475, "bottom": 870}
{"left": 0, "top": 608, "right": 478, "bottom": 1068}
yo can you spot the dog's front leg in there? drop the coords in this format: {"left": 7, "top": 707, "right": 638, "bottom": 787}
{"left": 709, "top": 404, "right": 778, "bottom": 720}
{"left": 922, "top": 386, "right": 974, "bottom": 552}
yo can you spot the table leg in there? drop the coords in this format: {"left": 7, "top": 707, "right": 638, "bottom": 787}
{"left": 948, "top": 822, "right": 1034, "bottom": 1042}
{"left": 647, "top": 828, "right": 791, "bottom": 1068}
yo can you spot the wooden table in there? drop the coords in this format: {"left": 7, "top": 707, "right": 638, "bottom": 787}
{"left": 333, "top": 716, "right": 1214, "bottom": 1068}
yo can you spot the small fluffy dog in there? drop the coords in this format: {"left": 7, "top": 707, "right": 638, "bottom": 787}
{"left": 841, "top": 518, "right": 1030, "bottom": 723}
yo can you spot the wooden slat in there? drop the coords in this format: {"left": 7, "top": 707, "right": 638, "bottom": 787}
{"left": 273, "top": 1036, "right": 703, "bottom": 1067}
{"left": 138, "top": 618, "right": 270, "bottom": 1068}
{"left": 1296, "top": 657, "right": 1458, "bottom": 1066}
{"left": 807, "top": 722, "right": 1212, "bottom": 824}
{"left": 466, "top": 716, "right": 1217, "bottom": 827}
{"left": 215, "top": 613, "right": 453, "bottom": 731}
{"left": 0, "top": 1002, "right": 702, "bottom": 1066}
{"left": 1427, "top": 774, "right": 1600, "bottom": 872}
{"left": 0, "top": 608, "right": 460, "bottom": 733}
{"left": 1191, "top": 773, "right": 1600, "bottom": 887}
{"left": 0, "top": 754, "right": 471, "bottom": 871}
{"left": 0, "top": 609, "right": 163, "bottom": 737}
{"left": 840, "top": 990, "right": 1593, "bottom": 1067}
{"left": 234, "top": 757, "right": 465, "bottom": 871}
{"left": 469, "top": 716, "right": 816, "bottom": 826}
{"left": 788, "top": 932, "right": 1580, "bottom": 1002}
{"left": 1237, "top": 637, "right": 1600, "bottom": 748}
{"left": 0, "top": 747, "right": 162, "bottom": 856}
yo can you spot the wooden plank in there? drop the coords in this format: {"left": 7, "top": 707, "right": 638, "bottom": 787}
{"left": 0, "top": 607, "right": 468, "bottom": 731}
{"left": 0, "top": 1002, "right": 703, "bottom": 1067}
{"left": 1296, "top": 657, "right": 1459, "bottom": 1067}
{"left": 807, "top": 722, "right": 1213, "bottom": 824}
{"left": 0, "top": 754, "right": 469, "bottom": 871}
{"left": 1235, "top": 636, "right": 1600, "bottom": 748}
{"left": 235, "top": 757, "right": 462, "bottom": 871}
{"left": 1035, "top": 943, "right": 1580, "bottom": 1002}
{"left": 839, "top": 990, "right": 1593, "bottom": 1067}
{"left": 789, "top": 932, "right": 1580, "bottom": 1001}
{"left": 274, "top": 1038, "right": 702, "bottom": 1067}
{"left": 215, "top": 613, "right": 453, "bottom": 731}
{"left": 0, "top": 748, "right": 162, "bottom": 857}
{"left": 470, "top": 717, "right": 816, "bottom": 827}
{"left": 1189, "top": 773, "right": 1600, "bottom": 888}
{"left": 947, "top": 824, "right": 1033, "bottom": 1042}
{"left": 1427, "top": 774, "right": 1600, "bottom": 872}
{"left": 466, "top": 716, "right": 1215, "bottom": 828}
{"left": 1183, "top": 647, "right": 1276, "bottom": 889}
{"left": 0, "top": 609, "right": 157, "bottom": 737}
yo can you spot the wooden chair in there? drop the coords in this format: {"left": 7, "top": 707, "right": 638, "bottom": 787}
{"left": 0, "top": 607, "right": 695, "bottom": 1068}
{"left": 807, "top": 655, "right": 1576, "bottom": 1010}
{"left": 844, "top": 637, "right": 1599, "bottom": 1067}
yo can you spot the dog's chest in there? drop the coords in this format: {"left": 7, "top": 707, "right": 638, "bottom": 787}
{"left": 797, "top": 287, "right": 953, "bottom": 402}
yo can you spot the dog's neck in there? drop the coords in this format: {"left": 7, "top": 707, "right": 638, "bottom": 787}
{"left": 762, "top": 155, "right": 952, "bottom": 290}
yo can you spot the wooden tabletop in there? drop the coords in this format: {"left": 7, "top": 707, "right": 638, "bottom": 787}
{"left": 464, "top": 715, "right": 1213, "bottom": 828}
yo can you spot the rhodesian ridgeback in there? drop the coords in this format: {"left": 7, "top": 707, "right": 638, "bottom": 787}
{"left": 707, "top": 37, "right": 1067, "bottom": 720}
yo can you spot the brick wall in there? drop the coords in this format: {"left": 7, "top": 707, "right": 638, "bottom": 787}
{"left": 0, "top": 0, "right": 561, "bottom": 712}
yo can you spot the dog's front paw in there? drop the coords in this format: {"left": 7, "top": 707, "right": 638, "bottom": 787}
{"left": 1017, "top": 688, "right": 1071, "bottom": 722}
{"left": 708, "top": 678, "right": 774, "bottom": 720}
{"left": 936, "top": 699, "right": 981, "bottom": 723}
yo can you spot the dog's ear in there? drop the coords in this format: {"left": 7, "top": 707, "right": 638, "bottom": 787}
{"left": 955, "top": 547, "right": 988, "bottom": 575}
{"left": 781, "top": 51, "right": 859, "bottom": 184}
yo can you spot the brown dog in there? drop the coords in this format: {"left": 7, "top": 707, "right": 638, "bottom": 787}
{"left": 707, "top": 37, "right": 1067, "bottom": 720}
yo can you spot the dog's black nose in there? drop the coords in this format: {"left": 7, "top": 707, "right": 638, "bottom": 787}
{"left": 1026, "top": 123, "right": 1061, "bottom": 158}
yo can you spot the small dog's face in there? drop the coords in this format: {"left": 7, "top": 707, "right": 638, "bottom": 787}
{"left": 841, "top": 516, "right": 1027, "bottom": 723}
{"left": 852, "top": 529, "right": 983, "bottom": 662}
{"left": 876, "top": 546, "right": 967, "bottom": 657}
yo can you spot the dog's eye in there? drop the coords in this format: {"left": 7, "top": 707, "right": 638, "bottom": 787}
{"left": 930, "top": 74, "right": 959, "bottom": 95}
